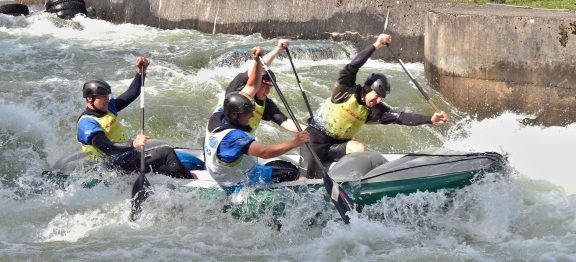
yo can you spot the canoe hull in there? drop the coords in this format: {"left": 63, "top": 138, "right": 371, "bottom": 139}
{"left": 48, "top": 141, "right": 506, "bottom": 212}
{"left": 352, "top": 171, "right": 478, "bottom": 208}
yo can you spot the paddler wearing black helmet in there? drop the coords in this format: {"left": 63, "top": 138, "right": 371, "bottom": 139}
{"left": 76, "top": 56, "right": 194, "bottom": 179}
{"left": 204, "top": 47, "right": 310, "bottom": 188}
{"left": 221, "top": 39, "right": 304, "bottom": 134}
{"left": 300, "top": 34, "right": 450, "bottom": 179}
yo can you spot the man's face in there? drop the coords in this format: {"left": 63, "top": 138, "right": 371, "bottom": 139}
{"left": 256, "top": 80, "right": 273, "bottom": 99}
{"left": 363, "top": 90, "right": 382, "bottom": 108}
{"left": 89, "top": 95, "right": 110, "bottom": 111}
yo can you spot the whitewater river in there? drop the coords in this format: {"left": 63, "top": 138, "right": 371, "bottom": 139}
{"left": 1, "top": 6, "right": 576, "bottom": 261}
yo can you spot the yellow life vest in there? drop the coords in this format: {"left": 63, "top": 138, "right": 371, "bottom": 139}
{"left": 247, "top": 99, "right": 265, "bottom": 133}
{"left": 313, "top": 95, "right": 369, "bottom": 140}
{"left": 78, "top": 112, "right": 129, "bottom": 161}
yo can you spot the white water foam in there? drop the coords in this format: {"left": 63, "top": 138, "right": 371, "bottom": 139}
{"left": 445, "top": 112, "right": 576, "bottom": 194}
{"left": 0, "top": 101, "right": 54, "bottom": 136}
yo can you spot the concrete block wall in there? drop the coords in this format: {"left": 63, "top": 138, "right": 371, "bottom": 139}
{"left": 425, "top": 5, "right": 576, "bottom": 125}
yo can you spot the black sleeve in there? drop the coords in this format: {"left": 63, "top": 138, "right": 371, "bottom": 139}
{"left": 261, "top": 98, "right": 288, "bottom": 125}
{"left": 336, "top": 45, "right": 376, "bottom": 87}
{"left": 330, "top": 45, "right": 376, "bottom": 103}
{"left": 115, "top": 75, "right": 142, "bottom": 111}
{"left": 330, "top": 84, "right": 360, "bottom": 104}
{"left": 225, "top": 72, "right": 249, "bottom": 94}
{"left": 367, "top": 103, "right": 432, "bottom": 126}
{"left": 91, "top": 132, "right": 134, "bottom": 156}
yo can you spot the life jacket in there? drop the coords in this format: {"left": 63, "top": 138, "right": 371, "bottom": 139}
{"left": 77, "top": 111, "right": 129, "bottom": 161}
{"left": 247, "top": 99, "right": 265, "bottom": 132}
{"left": 204, "top": 129, "right": 257, "bottom": 186}
{"left": 312, "top": 94, "right": 369, "bottom": 140}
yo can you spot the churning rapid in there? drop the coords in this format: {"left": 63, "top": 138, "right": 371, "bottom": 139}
{"left": 1, "top": 6, "right": 575, "bottom": 261}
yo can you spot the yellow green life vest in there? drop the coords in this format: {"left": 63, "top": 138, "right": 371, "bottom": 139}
{"left": 247, "top": 99, "right": 265, "bottom": 133}
{"left": 78, "top": 112, "right": 129, "bottom": 161}
{"left": 314, "top": 95, "right": 369, "bottom": 140}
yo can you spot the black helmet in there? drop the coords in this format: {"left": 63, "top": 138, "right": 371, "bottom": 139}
{"left": 224, "top": 92, "right": 255, "bottom": 115}
{"left": 83, "top": 80, "right": 111, "bottom": 98}
{"left": 262, "top": 70, "right": 276, "bottom": 83}
{"left": 364, "top": 73, "right": 390, "bottom": 98}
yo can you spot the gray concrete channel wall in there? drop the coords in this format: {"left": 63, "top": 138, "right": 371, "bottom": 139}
{"left": 426, "top": 5, "right": 576, "bottom": 126}
{"left": 61, "top": 0, "right": 576, "bottom": 125}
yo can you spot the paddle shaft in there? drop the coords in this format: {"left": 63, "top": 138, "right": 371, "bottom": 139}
{"left": 257, "top": 56, "right": 354, "bottom": 223}
{"left": 130, "top": 65, "right": 151, "bottom": 221}
{"left": 285, "top": 47, "right": 314, "bottom": 119}
{"left": 140, "top": 66, "right": 145, "bottom": 173}
{"left": 385, "top": 46, "right": 440, "bottom": 112}
{"left": 383, "top": 10, "right": 440, "bottom": 112}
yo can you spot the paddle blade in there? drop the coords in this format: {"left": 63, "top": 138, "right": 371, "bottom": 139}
{"left": 131, "top": 172, "right": 149, "bottom": 197}
{"left": 130, "top": 173, "right": 152, "bottom": 221}
{"left": 322, "top": 176, "right": 354, "bottom": 224}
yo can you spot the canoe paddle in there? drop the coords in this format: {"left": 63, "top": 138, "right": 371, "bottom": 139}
{"left": 284, "top": 47, "right": 314, "bottom": 119}
{"left": 258, "top": 56, "right": 354, "bottom": 224}
{"left": 383, "top": 10, "right": 441, "bottom": 112}
{"left": 130, "top": 64, "right": 152, "bottom": 221}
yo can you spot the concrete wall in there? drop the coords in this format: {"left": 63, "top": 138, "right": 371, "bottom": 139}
{"left": 81, "top": 0, "right": 459, "bottom": 62}
{"left": 425, "top": 5, "right": 576, "bottom": 126}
